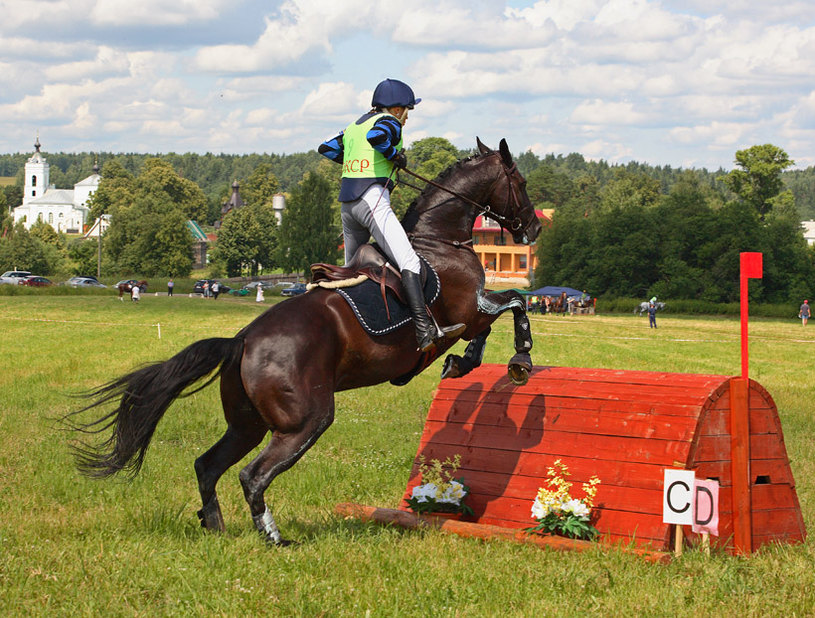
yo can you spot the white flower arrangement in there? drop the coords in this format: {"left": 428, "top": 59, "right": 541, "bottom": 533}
{"left": 529, "top": 459, "right": 600, "bottom": 540}
{"left": 406, "top": 454, "right": 474, "bottom": 516}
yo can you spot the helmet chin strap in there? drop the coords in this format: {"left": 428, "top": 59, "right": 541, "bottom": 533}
{"left": 386, "top": 106, "right": 408, "bottom": 124}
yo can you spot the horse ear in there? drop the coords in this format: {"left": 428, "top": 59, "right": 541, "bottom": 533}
{"left": 476, "top": 137, "right": 492, "bottom": 155}
{"left": 498, "top": 139, "right": 513, "bottom": 166}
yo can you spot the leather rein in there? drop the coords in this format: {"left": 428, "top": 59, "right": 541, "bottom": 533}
{"left": 396, "top": 153, "right": 530, "bottom": 234}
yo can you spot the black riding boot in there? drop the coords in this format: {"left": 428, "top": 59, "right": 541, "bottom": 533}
{"left": 402, "top": 270, "right": 466, "bottom": 352}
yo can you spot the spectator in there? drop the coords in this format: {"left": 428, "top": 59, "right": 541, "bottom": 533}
{"left": 131, "top": 283, "right": 140, "bottom": 302}
{"left": 212, "top": 281, "right": 221, "bottom": 300}
{"left": 648, "top": 302, "right": 657, "bottom": 328}
{"left": 167, "top": 279, "right": 174, "bottom": 297}
{"left": 799, "top": 299, "right": 810, "bottom": 326}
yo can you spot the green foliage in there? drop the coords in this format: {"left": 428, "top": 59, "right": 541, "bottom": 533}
{"left": 210, "top": 203, "right": 278, "bottom": 277}
{"left": 390, "top": 137, "right": 462, "bottom": 218}
{"left": 240, "top": 162, "right": 279, "bottom": 208}
{"left": 277, "top": 172, "right": 339, "bottom": 275}
{"left": 722, "top": 144, "right": 794, "bottom": 219}
{"left": 0, "top": 221, "right": 65, "bottom": 274}
{"left": 98, "top": 159, "right": 203, "bottom": 277}
{"left": 535, "top": 155, "right": 815, "bottom": 304}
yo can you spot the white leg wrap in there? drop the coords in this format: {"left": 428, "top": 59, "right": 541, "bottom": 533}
{"left": 254, "top": 507, "right": 282, "bottom": 544}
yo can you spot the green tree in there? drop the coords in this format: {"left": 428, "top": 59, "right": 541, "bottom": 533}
{"left": 391, "top": 137, "right": 460, "bottom": 218}
{"left": 242, "top": 163, "right": 279, "bottom": 208}
{"left": 211, "top": 203, "right": 278, "bottom": 277}
{"left": 0, "top": 222, "right": 63, "bottom": 274}
{"left": 100, "top": 158, "right": 203, "bottom": 277}
{"left": 277, "top": 172, "right": 339, "bottom": 276}
{"left": 722, "top": 144, "right": 794, "bottom": 219}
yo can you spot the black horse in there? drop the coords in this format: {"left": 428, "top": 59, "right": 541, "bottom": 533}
{"left": 65, "top": 138, "right": 542, "bottom": 545}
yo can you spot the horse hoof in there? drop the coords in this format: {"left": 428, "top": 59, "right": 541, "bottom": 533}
{"left": 507, "top": 353, "right": 532, "bottom": 386}
{"left": 441, "top": 355, "right": 463, "bottom": 379}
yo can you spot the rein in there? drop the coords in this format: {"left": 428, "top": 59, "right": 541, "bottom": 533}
{"left": 397, "top": 156, "right": 526, "bottom": 232}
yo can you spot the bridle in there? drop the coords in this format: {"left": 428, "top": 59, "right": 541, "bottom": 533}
{"left": 397, "top": 152, "right": 533, "bottom": 235}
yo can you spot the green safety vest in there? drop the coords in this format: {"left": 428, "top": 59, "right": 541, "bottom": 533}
{"left": 341, "top": 113, "right": 402, "bottom": 179}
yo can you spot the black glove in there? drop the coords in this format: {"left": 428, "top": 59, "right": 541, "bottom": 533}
{"left": 392, "top": 152, "right": 408, "bottom": 169}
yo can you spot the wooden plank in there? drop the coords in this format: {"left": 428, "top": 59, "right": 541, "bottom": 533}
{"left": 426, "top": 400, "right": 701, "bottom": 439}
{"left": 333, "top": 503, "right": 672, "bottom": 562}
{"left": 417, "top": 420, "right": 694, "bottom": 464}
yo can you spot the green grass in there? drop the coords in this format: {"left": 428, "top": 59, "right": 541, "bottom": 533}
{"left": 1, "top": 297, "right": 814, "bottom": 616}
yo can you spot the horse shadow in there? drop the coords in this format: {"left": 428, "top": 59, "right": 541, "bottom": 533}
{"left": 414, "top": 376, "right": 547, "bottom": 519}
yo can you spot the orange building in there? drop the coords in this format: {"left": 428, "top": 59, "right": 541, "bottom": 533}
{"left": 472, "top": 209, "right": 552, "bottom": 285}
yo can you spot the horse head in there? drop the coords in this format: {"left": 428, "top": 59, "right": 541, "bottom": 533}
{"left": 475, "top": 137, "right": 541, "bottom": 245}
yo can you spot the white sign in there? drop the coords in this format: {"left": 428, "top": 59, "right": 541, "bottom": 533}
{"left": 663, "top": 470, "right": 720, "bottom": 536}
{"left": 663, "top": 469, "right": 696, "bottom": 525}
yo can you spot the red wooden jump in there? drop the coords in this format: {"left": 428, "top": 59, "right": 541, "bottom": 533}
{"left": 398, "top": 364, "right": 805, "bottom": 553}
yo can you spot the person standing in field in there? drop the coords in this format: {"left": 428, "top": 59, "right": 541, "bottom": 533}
{"left": 799, "top": 299, "right": 810, "bottom": 326}
{"left": 256, "top": 285, "right": 264, "bottom": 303}
{"left": 648, "top": 302, "right": 657, "bottom": 328}
{"left": 318, "top": 78, "right": 464, "bottom": 352}
{"left": 131, "top": 283, "right": 140, "bottom": 302}
{"left": 167, "top": 279, "right": 174, "bottom": 297}
{"left": 212, "top": 281, "right": 220, "bottom": 300}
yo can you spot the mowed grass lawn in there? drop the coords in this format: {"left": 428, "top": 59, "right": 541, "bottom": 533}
{"left": 1, "top": 294, "right": 814, "bottom": 616}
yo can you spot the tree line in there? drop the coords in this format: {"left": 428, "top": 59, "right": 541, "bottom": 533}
{"left": 533, "top": 145, "right": 815, "bottom": 303}
{"left": 1, "top": 140, "right": 813, "bottom": 303}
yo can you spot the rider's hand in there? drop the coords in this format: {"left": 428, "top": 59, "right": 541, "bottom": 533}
{"left": 392, "top": 152, "right": 408, "bottom": 169}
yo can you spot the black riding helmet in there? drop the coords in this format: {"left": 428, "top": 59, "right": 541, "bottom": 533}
{"left": 371, "top": 78, "right": 421, "bottom": 109}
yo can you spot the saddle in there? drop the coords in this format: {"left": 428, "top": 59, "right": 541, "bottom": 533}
{"left": 311, "top": 244, "right": 411, "bottom": 318}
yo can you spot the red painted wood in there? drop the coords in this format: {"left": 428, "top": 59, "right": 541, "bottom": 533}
{"left": 400, "top": 364, "right": 806, "bottom": 553}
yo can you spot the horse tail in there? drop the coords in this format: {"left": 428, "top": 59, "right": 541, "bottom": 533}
{"left": 65, "top": 336, "right": 244, "bottom": 479}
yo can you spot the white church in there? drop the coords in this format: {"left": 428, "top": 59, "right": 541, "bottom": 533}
{"left": 12, "top": 138, "right": 101, "bottom": 234}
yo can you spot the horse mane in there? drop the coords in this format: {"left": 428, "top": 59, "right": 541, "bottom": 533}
{"left": 401, "top": 152, "right": 481, "bottom": 232}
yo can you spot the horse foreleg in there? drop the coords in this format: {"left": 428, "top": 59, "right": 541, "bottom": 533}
{"left": 507, "top": 306, "right": 533, "bottom": 385}
{"left": 195, "top": 424, "right": 266, "bottom": 532}
{"left": 475, "top": 289, "right": 533, "bottom": 385}
{"left": 239, "top": 407, "right": 334, "bottom": 546}
{"left": 441, "top": 327, "right": 490, "bottom": 379}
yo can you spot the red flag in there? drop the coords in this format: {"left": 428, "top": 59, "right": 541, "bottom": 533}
{"left": 740, "top": 252, "right": 763, "bottom": 279}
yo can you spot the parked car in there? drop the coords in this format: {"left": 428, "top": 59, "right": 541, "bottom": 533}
{"left": 241, "top": 281, "right": 275, "bottom": 292}
{"left": 193, "top": 279, "right": 231, "bottom": 295}
{"left": 20, "top": 276, "right": 53, "bottom": 287}
{"left": 115, "top": 279, "right": 148, "bottom": 291}
{"left": 281, "top": 282, "right": 308, "bottom": 297}
{"left": 65, "top": 276, "right": 107, "bottom": 288}
{"left": 0, "top": 270, "right": 32, "bottom": 285}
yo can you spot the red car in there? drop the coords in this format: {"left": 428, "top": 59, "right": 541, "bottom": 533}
{"left": 20, "top": 276, "right": 53, "bottom": 287}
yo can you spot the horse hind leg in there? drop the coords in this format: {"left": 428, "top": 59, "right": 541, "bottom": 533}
{"left": 195, "top": 424, "right": 266, "bottom": 532}
{"left": 195, "top": 362, "right": 268, "bottom": 533}
{"left": 239, "top": 402, "right": 335, "bottom": 546}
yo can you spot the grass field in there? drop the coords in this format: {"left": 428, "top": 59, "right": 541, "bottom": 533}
{"left": 1, "top": 294, "right": 814, "bottom": 616}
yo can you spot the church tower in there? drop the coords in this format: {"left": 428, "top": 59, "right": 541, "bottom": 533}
{"left": 23, "top": 136, "right": 50, "bottom": 205}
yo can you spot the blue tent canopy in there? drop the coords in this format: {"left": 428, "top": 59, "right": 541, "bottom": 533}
{"left": 529, "top": 286, "right": 586, "bottom": 298}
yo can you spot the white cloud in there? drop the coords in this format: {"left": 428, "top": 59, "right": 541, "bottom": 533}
{"left": 570, "top": 99, "right": 647, "bottom": 125}
{"left": 90, "top": 0, "right": 232, "bottom": 26}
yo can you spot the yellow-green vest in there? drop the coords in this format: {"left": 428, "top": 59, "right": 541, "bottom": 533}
{"left": 341, "top": 113, "right": 402, "bottom": 179}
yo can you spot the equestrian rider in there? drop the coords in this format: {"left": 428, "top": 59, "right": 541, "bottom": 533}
{"left": 319, "top": 78, "right": 465, "bottom": 352}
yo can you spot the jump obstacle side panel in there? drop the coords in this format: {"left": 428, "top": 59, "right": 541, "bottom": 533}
{"left": 401, "top": 364, "right": 805, "bottom": 552}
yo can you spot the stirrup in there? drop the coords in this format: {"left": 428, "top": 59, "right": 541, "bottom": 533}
{"left": 438, "top": 323, "right": 466, "bottom": 339}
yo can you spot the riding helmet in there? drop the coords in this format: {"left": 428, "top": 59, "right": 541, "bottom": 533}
{"left": 371, "top": 78, "right": 421, "bottom": 109}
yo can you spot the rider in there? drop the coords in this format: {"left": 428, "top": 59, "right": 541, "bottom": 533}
{"left": 318, "top": 78, "right": 465, "bottom": 352}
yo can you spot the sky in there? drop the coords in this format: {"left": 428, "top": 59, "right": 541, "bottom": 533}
{"left": 2, "top": 0, "right": 815, "bottom": 171}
